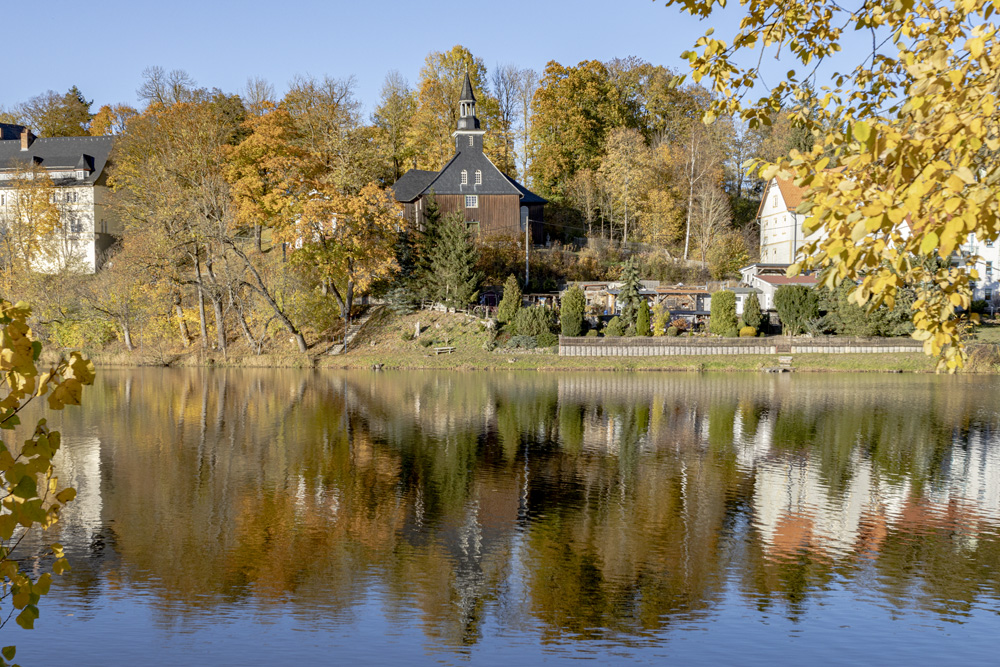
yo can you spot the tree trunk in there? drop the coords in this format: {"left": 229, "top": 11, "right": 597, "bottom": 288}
{"left": 122, "top": 321, "right": 134, "bottom": 352}
{"left": 684, "top": 140, "right": 696, "bottom": 261}
{"left": 225, "top": 240, "right": 308, "bottom": 353}
{"left": 254, "top": 224, "right": 262, "bottom": 253}
{"left": 212, "top": 297, "right": 226, "bottom": 353}
{"left": 174, "top": 294, "right": 191, "bottom": 347}
{"left": 194, "top": 256, "right": 209, "bottom": 349}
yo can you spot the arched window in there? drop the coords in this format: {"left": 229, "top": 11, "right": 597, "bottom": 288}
{"left": 475, "top": 170, "right": 482, "bottom": 185}
{"left": 461, "top": 170, "right": 468, "bottom": 185}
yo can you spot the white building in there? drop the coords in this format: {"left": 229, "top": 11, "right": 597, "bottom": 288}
{"left": 757, "top": 176, "right": 827, "bottom": 265}
{"left": 0, "top": 123, "right": 119, "bottom": 273}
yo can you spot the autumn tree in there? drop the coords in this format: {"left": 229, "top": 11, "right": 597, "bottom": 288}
{"left": 515, "top": 68, "right": 538, "bottom": 182}
{"left": 89, "top": 103, "right": 138, "bottom": 136}
{"left": 662, "top": 0, "right": 1000, "bottom": 368}
{"left": 598, "top": 128, "right": 652, "bottom": 244}
{"left": 373, "top": 71, "right": 416, "bottom": 182}
{"left": 136, "top": 66, "right": 198, "bottom": 107}
{"left": 0, "top": 162, "right": 61, "bottom": 284}
{"left": 11, "top": 86, "right": 92, "bottom": 137}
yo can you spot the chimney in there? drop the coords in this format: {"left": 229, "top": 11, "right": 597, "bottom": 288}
{"left": 20, "top": 129, "right": 32, "bottom": 151}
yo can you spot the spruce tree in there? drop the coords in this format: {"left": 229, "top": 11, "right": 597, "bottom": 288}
{"left": 497, "top": 274, "right": 522, "bottom": 324}
{"left": 429, "top": 212, "right": 482, "bottom": 309}
{"left": 636, "top": 299, "right": 651, "bottom": 336}
{"left": 413, "top": 192, "right": 441, "bottom": 301}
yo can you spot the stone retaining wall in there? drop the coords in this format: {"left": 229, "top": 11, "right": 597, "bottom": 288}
{"left": 558, "top": 336, "right": 924, "bottom": 357}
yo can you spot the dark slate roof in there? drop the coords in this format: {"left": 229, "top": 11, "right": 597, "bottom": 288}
{"left": 0, "top": 135, "right": 113, "bottom": 185}
{"left": 391, "top": 169, "right": 438, "bottom": 203}
{"left": 504, "top": 175, "right": 547, "bottom": 205}
{"left": 460, "top": 73, "right": 476, "bottom": 103}
{"left": 423, "top": 148, "right": 521, "bottom": 197}
{"left": 0, "top": 123, "right": 25, "bottom": 140}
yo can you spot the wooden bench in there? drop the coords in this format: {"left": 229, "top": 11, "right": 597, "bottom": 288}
{"left": 433, "top": 346, "right": 456, "bottom": 355}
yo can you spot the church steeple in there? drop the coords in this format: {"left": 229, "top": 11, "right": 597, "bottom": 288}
{"left": 456, "top": 72, "right": 480, "bottom": 131}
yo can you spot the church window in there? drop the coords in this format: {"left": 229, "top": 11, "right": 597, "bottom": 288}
{"left": 461, "top": 170, "right": 468, "bottom": 185}
{"left": 469, "top": 136, "right": 474, "bottom": 146}
{"left": 475, "top": 170, "right": 482, "bottom": 185}
{"left": 465, "top": 195, "right": 478, "bottom": 208}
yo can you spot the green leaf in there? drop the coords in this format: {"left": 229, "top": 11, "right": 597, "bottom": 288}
{"left": 10, "top": 476, "right": 36, "bottom": 500}
{"left": 15, "top": 605, "right": 38, "bottom": 630}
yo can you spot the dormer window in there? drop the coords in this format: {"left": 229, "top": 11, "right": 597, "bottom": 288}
{"left": 475, "top": 170, "right": 482, "bottom": 185}
{"left": 461, "top": 170, "right": 468, "bottom": 185}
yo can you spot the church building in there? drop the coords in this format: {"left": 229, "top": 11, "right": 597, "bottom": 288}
{"left": 392, "top": 74, "right": 545, "bottom": 241}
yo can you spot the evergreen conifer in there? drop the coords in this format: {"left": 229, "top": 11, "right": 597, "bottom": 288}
{"left": 618, "top": 258, "right": 642, "bottom": 326}
{"left": 743, "top": 292, "right": 763, "bottom": 332}
{"left": 636, "top": 299, "right": 651, "bottom": 336}
{"left": 429, "top": 212, "right": 482, "bottom": 309}
{"left": 413, "top": 192, "right": 441, "bottom": 301}
{"left": 497, "top": 274, "right": 522, "bottom": 324}
{"left": 560, "top": 285, "right": 586, "bottom": 336}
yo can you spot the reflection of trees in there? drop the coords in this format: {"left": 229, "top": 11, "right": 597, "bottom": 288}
{"left": 34, "top": 370, "right": 1000, "bottom": 641}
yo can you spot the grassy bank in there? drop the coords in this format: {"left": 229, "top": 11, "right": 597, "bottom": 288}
{"left": 61, "top": 309, "right": 958, "bottom": 373}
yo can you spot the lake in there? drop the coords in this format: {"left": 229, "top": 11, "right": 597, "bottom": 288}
{"left": 7, "top": 370, "right": 1000, "bottom": 665}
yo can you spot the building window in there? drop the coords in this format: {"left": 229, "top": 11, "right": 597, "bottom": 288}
{"left": 468, "top": 136, "right": 474, "bottom": 146}
{"left": 461, "top": 170, "right": 468, "bottom": 185}
{"left": 475, "top": 170, "right": 482, "bottom": 185}
{"left": 988, "top": 240, "right": 995, "bottom": 247}
{"left": 988, "top": 261, "right": 994, "bottom": 277}
{"left": 465, "top": 195, "right": 478, "bottom": 208}
{"left": 987, "top": 290, "right": 994, "bottom": 302}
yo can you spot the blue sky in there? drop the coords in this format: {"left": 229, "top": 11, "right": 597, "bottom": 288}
{"left": 7, "top": 0, "right": 753, "bottom": 115}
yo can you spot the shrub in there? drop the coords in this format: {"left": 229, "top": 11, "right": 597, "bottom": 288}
{"left": 536, "top": 331, "right": 558, "bottom": 347}
{"left": 513, "top": 305, "right": 555, "bottom": 337}
{"left": 585, "top": 329, "right": 599, "bottom": 337}
{"left": 652, "top": 303, "right": 671, "bottom": 336}
{"left": 419, "top": 337, "right": 434, "bottom": 348}
{"left": 625, "top": 324, "right": 637, "bottom": 337}
{"left": 667, "top": 326, "right": 679, "bottom": 336}
{"left": 722, "top": 327, "right": 739, "bottom": 338}
{"left": 740, "top": 326, "right": 757, "bottom": 337}
{"left": 636, "top": 299, "right": 651, "bottom": 336}
{"left": 971, "top": 299, "right": 988, "bottom": 314}
{"left": 507, "top": 335, "right": 537, "bottom": 349}
{"left": 743, "top": 292, "right": 763, "bottom": 331}
{"left": 604, "top": 316, "right": 625, "bottom": 337}
{"left": 401, "top": 330, "right": 415, "bottom": 341}
{"left": 774, "top": 284, "right": 819, "bottom": 335}
{"left": 709, "top": 290, "right": 738, "bottom": 335}
{"left": 497, "top": 274, "right": 522, "bottom": 324}
{"left": 670, "top": 318, "right": 689, "bottom": 332}
{"left": 560, "top": 285, "right": 586, "bottom": 336}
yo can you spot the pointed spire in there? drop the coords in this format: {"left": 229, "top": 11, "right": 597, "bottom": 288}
{"left": 460, "top": 72, "right": 476, "bottom": 103}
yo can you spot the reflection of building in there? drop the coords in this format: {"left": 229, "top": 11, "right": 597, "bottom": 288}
{"left": 0, "top": 123, "right": 119, "bottom": 273}
{"left": 52, "top": 436, "right": 104, "bottom": 551}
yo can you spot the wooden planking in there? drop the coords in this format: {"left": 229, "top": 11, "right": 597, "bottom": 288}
{"left": 433, "top": 194, "right": 521, "bottom": 239}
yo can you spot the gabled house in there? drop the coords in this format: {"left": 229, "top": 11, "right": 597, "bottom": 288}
{"left": 0, "top": 123, "right": 119, "bottom": 273}
{"left": 392, "top": 74, "right": 545, "bottom": 241}
{"left": 757, "top": 176, "right": 827, "bottom": 266}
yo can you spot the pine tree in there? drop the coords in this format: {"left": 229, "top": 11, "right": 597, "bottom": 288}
{"left": 497, "top": 274, "right": 522, "bottom": 324}
{"left": 430, "top": 212, "right": 482, "bottom": 308}
{"left": 636, "top": 299, "right": 651, "bottom": 336}
{"left": 618, "top": 258, "right": 641, "bottom": 326}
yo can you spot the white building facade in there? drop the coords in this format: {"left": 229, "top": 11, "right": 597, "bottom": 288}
{"left": 0, "top": 124, "right": 119, "bottom": 274}
{"left": 757, "top": 177, "right": 828, "bottom": 265}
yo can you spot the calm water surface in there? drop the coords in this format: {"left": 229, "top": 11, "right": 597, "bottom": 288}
{"left": 7, "top": 370, "right": 1000, "bottom": 665}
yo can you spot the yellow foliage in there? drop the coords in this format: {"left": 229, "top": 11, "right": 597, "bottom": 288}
{"left": 665, "top": 0, "right": 1000, "bottom": 370}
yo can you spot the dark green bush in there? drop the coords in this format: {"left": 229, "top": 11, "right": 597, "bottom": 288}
{"left": 636, "top": 299, "right": 651, "bottom": 336}
{"left": 667, "top": 326, "right": 679, "bottom": 336}
{"left": 774, "top": 285, "right": 819, "bottom": 335}
{"left": 507, "top": 335, "right": 537, "bottom": 349}
{"left": 604, "top": 316, "right": 625, "bottom": 337}
{"left": 743, "top": 292, "right": 763, "bottom": 331}
{"left": 536, "top": 331, "right": 558, "bottom": 347}
{"left": 513, "top": 305, "right": 555, "bottom": 337}
{"left": 497, "top": 274, "right": 522, "bottom": 324}
{"left": 709, "top": 290, "right": 738, "bottom": 335}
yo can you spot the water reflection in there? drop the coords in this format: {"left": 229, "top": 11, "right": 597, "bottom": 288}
{"left": 27, "top": 370, "right": 1000, "bottom": 655}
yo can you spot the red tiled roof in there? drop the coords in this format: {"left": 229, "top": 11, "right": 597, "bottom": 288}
{"left": 756, "top": 275, "right": 818, "bottom": 285}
